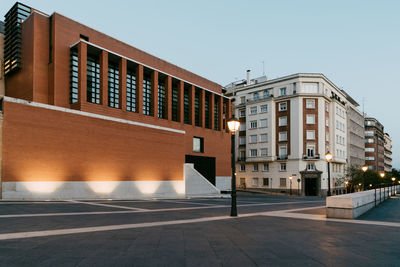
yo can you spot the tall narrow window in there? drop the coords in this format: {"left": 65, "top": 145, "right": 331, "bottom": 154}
{"left": 195, "top": 88, "right": 200, "bottom": 126}
{"left": 70, "top": 48, "right": 78, "bottom": 104}
{"left": 108, "top": 60, "right": 120, "bottom": 108}
{"left": 214, "top": 96, "right": 219, "bottom": 130}
{"left": 158, "top": 76, "right": 166, "bottom": 118}
{"left": 172, "top": 80, "right": 178, "bottom": 122}
{"left": 87, "top": 54, "right": 100, "bottom": 104}
{"left": 143, "top": 71, "right": 152, "bottom": 116}
{"left": 205, "top": 92, "right": 210, "bottom": 128}
{"left": 126, "top": 67, "right": 136, "bottom": 112}
{"left": 184, "top": 86, "right": 190, "bottom": 124}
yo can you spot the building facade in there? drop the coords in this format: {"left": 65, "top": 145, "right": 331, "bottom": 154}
{"left": 364, "top": 117, "right": 385, "bottom": 172}
{"left": 0, "top": 3, "right": 232, "bottom": 199}
{"left": 0, "top": 20, "right": 4, "bottom": 95}
{"left": 384, "top": 133, "right": 392, "bottom": 172}
{"left": 226, "top": 73, "right": 355, "bottom": 196}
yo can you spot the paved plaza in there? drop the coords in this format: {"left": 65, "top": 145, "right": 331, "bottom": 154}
{"left": 0, "top": 193, "right": 399, "bottom": 266}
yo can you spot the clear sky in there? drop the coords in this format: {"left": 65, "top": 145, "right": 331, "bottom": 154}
{"left": 1, "top": 0, "right": 399, "bottom": 168}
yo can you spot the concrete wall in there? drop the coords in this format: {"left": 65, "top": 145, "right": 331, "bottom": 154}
{"left": 185, "top": 164, "right": 221, "bottom": 197}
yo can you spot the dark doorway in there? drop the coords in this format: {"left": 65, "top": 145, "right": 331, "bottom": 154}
{"left": 185, "top": 155, "right": 216, "bottom": 185}
{"left": 305, "top": 178, "right": 318, "bottom": 196}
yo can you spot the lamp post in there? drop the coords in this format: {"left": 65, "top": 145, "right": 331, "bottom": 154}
{"left": 345, "top": 181, "right": 349, "bottom": 194}
{"left": 392, "top": 177, "right": 395, "bottom": 196}
{"left": 289, "top": 176, "right": 292, "bottom": 196}
{"left": 325, "top": 151, "right": 333, "bottom": 197}
{"left": 380, "top": 172, "right": 385, "bottom": 200}
{"left": 361, "top": 165, "right": 368, "bottom": 191}
{"left": 227, "top": 117, "right": 240, "bottom": 217}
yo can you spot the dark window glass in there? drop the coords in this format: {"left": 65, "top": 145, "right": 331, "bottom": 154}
{"left": 184, "top": 87, "right": 190, "bottom": 124}
{"left": 126, "top": 68, "right": 136, "bottom": 112}
{"left": 172, "top": 81, "right": 178, "bottom": 122}
{"left": 108, "top": 61, "right": 120, "bottom": 108}
{"left": 143, "top": 72, "right": 152, "bottom": 116}
{"left": 87, "top": 54, "right": 100, "bottom": 104}
{"left": 158, "top": 78, "right": 166, "bottom": 119}
{"left": 205, "top": 92, "right": 210, "bottom": 129}
{"left": 214, "top": 96, "right": 219, "bottom": 130}
{"left": 194, "top": 89, "right": 200, "bottom": 126}
{"left": 70, "top": 48, "right": 79, "bottom": 104}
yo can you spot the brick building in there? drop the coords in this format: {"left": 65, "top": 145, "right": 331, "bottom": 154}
{"left": 0, "top": 3, "right": 232, "bottom": 199}
{"left": 364, "top": 117, "right": 385, "bottom": 172}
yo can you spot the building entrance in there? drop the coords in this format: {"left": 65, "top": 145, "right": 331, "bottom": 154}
{"left": 185, "top": 155, "right": 216, "bottom": 185}
{"left": 305, "top": 178, "right": 318, "bottom": 196}
{"left": 300, "top": 169, "right": 322, "bottom": 197}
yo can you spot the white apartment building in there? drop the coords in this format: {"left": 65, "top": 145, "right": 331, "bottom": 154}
{"left": 225, "top": 73, "right": 356, "bottom": 196}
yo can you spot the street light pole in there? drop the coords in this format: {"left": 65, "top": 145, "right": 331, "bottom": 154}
{"left": 361, "top": 165, "right": 368, "bottom": 191}
{"left": 325, "top": 152, "right": 333, "bottom": 197}
{"left": 227, "top": 117, "right": 240, "bottom": 217}
{"left": 289, "top": 176, "right": 292, "bottom": 196}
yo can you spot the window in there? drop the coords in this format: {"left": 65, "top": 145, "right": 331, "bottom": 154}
{"left": 126, "top": 67, "right": 136, "bottom": 112}
{"left": 279, "top": 116, "right": 287, "bottom": 126}
{"left": 240, "top": 96, "right": 246, "bottom": 104}
{"left": 280, "top": 164, "right": 286, "bottom": 171}
{"left": 280, "top": 178, "right": 287, "bottom": 187}
{"left": 306, "top": 145, "right": 315, "bottom": 157}
{"left": 239, "top": 136, "right": 246, "bottom": 145}
{"left": 250, "top": 149, "right": 257, "bottom": 157}
{"left": 306, "top": 114, "right": 315, "bottom": 124}
{"left": 249, "top": 135, "right": 257, "bottom": 143}
{"left": 205, "top": 92, "right": 210, "bottom": 128}
{"left": 325, "top": 118, "right": 329, "bottom": 127}
{"left": 306, "top": 99, "right": 315, "bottom": 109}
{"left": 365, "top": 147, "right": 375, "bottom": 152}
{"left": 240, "top": 122, "right": 246, "bottom": 131}
{"left": 263, "top": 90, "right": 270, "bottom": 98}
{"left": 263, "top": 163, "right": 269, "bottom": 171}
{"left": 250, "top": 106, "right": 257, "bottom": 114}
{"left": 260, "top": 105, "right": 268, "bottom": 113}
{"left": 326, "top": 132, "right": 329, "bottom": 142}
{"left": 260, "top": 134, "right": 268, "bottom": 142}
{"left": 69, "top": 48, "right": 79, "bottom": 104}
{"left": 143, "top": 71, "right": 152, "bottom": 116}
{"left": 307, "top": 163, "right": 315, "bottom": 171}
{"left": 172, "top": 80, "right": 179, "bottom": 122}
{"left": 263, "top": 178, "right": 269, "bottom": 186}
{"left": 293, "top": 83, "right": 297, "bottom": 94}
{"left": 260, "top": 119, "right": 268, "bottom": 128}
{"left": 239, "top": 109, "right": 246, "bottom": 117}
{"left": 87, "top": 54, "right": 101, "bottom": 104}
{"left": 250, "top": 121, "right": 257, "bottom": 129}
{"left": 253, "top": 164, "right": 259, "bottom": 171}
{"left": 306, "top": 130, "right": 315, "bottom": 140}
{"left": 303, "top": 83, "right": 319, "bottom": 94}
{"left": 240, "top": 164, "right": 245, "bottom": 171}
{"left": 261, "top": 148, "right": 268, "bottom": 156}
{"left": 279, "top": 102, "right": 287, "bottom": 111}
{"left": 108, "top": 61, "right": 120, "bottom": 108}
{"left": 252, "top": 178, "right": 259, "bottom": 186}
{"left": 279, "top": 132, "right": 287, "bottom": 141}
{"left": 158, "top": 78, "right": 167, "bottom": 119}
{"left": 365, "top": 131, "right": 374, "bottom": 137}
{"left": 193, "top": 137, "right": 204, "bottom": 153}
{"left": 194, "top": 88, "right": 200, "bottom": 126}
{"left": 254, "top": 92, "right": 259, "bottom": 100}
{"left": 366, "top": 156, "right": 375, "bottom": 161}
{"left": 280, "top": 87, "right": 287, "bottom": 96}
{"left": 214, "top": 97, "right": 219, "bottom": 130}
{"left": 279, "top": 146, "right": 287, "bottom": 158}
{"left": 365, "top": 138, "right": 374, "bottom": 144}
{"left": 325, "top": 102, "right": 329, "bottom": 112}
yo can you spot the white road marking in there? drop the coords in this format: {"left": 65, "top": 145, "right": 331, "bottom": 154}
{"left": 66, "top": 200, "right": 148, "bottom": 211}
{"left": 160, "top": 200, "right": 221, "bottom": 206}
{"left": 0, "top": 201, "right": 323, "bottom": 218}
{"left": 0, "top": 205, "right": 399, "bottom": 241}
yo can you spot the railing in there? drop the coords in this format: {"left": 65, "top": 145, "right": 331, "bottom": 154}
{"left": 277, "top": 155, "right": 288, "bottom": 160}
{"left": 302, "top": 154, "right": 320, "bottom": 160}
{"left": 237, "top": 157, "right": 246, "bottom": 162}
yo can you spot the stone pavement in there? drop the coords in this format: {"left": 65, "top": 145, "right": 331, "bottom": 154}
{"left": 0, "top": 193, "right": 399, "bottom": 266}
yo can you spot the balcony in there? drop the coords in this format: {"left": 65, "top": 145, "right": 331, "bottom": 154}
{"left": 277, "top": 155, "right": 288, "bottom": 160}
{"left": 302, "top": 154, "right": 320, "bottom": 160}
{"left": 237, "top": 157, "right": 246, "bottom": 162}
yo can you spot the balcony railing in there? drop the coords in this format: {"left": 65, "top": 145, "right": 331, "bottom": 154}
{"left": 277, "top": 155, "right": 288, "bottom": 160}
{"left": 237, "top": 157, "right": 246, "bottom": 162}
{"left": 302, "top": 154, "right": 320, "bottom": 160}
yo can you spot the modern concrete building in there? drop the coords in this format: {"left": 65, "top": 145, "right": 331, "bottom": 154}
{"left": 364, "top": 117, "right": 385, "bottom": 172}
{"left": 0, "top": 2, "right": 232, "bottom": 199}
{"left": 226, "top": 73, "right": 354, "bottom": 196}
{"left": 342, "top": 91, "right": 365, "bottom": 168}
{"left": 384, "top": 133, "right": 392, "bottom": 172}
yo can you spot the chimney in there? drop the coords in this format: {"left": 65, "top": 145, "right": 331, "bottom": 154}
{"left": 246, "top": 70, "right": 250, "bottom": 85}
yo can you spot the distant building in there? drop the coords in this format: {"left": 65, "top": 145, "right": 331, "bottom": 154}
{"left": 225, "top": 72, "right": 358, "bottom": 196}
{"left": 384, "top": 133, "right": 392, "bottom": 172}
{"left": 364, "top": 117, "right": 385, "bottom": 172}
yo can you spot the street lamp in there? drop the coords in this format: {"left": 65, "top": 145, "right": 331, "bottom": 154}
{"left": 325, "top": 151, "right": 333, "bottom": 197}
{"left": 289, "top": 176, "right": 292, "bottom": 196}
{"left": 227, "top": 117, "right": 240, "bottom": 217}
{"left": 380, "top": 172, "right": 385, "bottom": 200}
{"left": 345, "top": 181, "right": 349, "bottom": 194}
{"left": 392, "top": 177, "right": 395, "bottom": 195}
{"left": 361, "top": 165, "right": 368, "bottom": 191}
